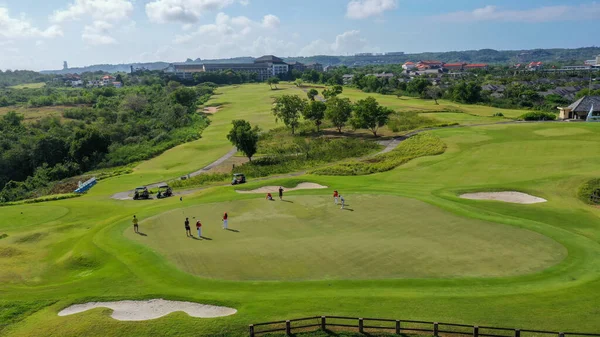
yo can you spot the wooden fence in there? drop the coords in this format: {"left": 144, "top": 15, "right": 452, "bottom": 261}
{"left": 249, "top": 316, "right": 600, "bottom": 337}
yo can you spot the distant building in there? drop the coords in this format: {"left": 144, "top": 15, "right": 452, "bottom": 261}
{"left": 402, "top": 62, "right": 416, "bottom": 71}
{"left": 355, "top": 53, "right": 373, "bottom": 56}
{"left": 528, "top": 62, "right": 543, "bottom": 71}
{"left": 443, "top": 63, "right": 466, "bottom": 71}
{"left": 113, "top": 82, "right": 123, "bottom": 88}
{"left": 102, "top": 75, "right": 115, "bottom": 86}
{"left": 287, "top": 61, "right": 306, "bottom": 72}
{"left": 385, "top": 52, "right": 405, "bottom": 56}
{"left": 63, "top": 61, "right": 68, "bottom": 70}
{"left": 558, "top": 96, "right": 600, "bottom": 120}
{"left": 416, "top": 60, "right": 444, "bottom": 70}
{"left": 464, "top": 63, "right": 489, "bottom": 70}
{"left": 70, "top": 80, "right": 83, "bottom": 87}
{"left": 165, "top": 55, "right": 290, "bottom": 81}
{"left": 342, "top": 74, "right": 354, "bottom": 85}
{"left": 368, "top": 72, "right": 395, "bottom": 79}
{"left": 305, "top": 62, "right": 324, "bottom": 72}
{"left": 324, "top": 65, "right": 338, "bottom": 72}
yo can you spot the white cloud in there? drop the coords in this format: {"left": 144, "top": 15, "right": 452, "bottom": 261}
{"left": 82, "top": 20, "right": 117, "bottom": 45}
{"left": 299, "top": 30, "right": 371, "bottom": 56}
{"left": 50, "top": 0, "right": 133, "bottom": 23}
{"left": 436, "top": 3, "right": 600, "bottom": 23}
{"left": 145, "top": 0, "right": 248, "bottom": 24}
{"left": 0, "top": 7, "right": 63, "bottom": 39}
{"left": 346, "top": 0, "right": 397, "bottom": 19}
{"left": 261, "top": 14, "right": 280, "bottom": 28}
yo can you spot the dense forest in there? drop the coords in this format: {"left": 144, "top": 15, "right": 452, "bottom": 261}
{"left": 0, "top": 79, "right": 214, "bottom": 202}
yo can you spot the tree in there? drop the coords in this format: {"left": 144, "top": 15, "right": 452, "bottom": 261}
{"left": 170, "top": 87, "right": 198, "bottom": 113}
{"left": 325, "top": 97, "right": 353, "bottom": 133}
{"left": 227, "top": 120, "right": 260, "bottom": 161}
{"left": 272, "top": 95, "right": 307, "bottom": 134}
{"left": 450, "top": 81, "right": 482, "bottom": 104}
{"left": 303, "top": 100, "right": 327, "bottom": 132}
{"left": 307, "top": 89, "right": 319, "bottom": 101}
{"left": 322, "top": 85, "right": 343, "bottom": 99}
{"left": 426, "top": 86, "right": 443, "bottom": 105}
{"left": 406, "top": 77, "right": 431, "bottom": 97}
{"left": 115, "top": 74, "right": 123, "bottom": 84}
{"left": 267, "top": 77, "right": 280, "bottom": 90}
{"left": 350, "top": 97, "right": 393, "bottom": 136}
{"left": 294, "top": 79, "right": 304, "bottom": 87}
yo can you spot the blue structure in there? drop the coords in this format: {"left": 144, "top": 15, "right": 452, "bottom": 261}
{"left": 74, "top": 177, "right": 97, "bottom": 194}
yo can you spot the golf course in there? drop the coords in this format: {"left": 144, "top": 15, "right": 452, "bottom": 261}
{"left": 1, "top": 83, "right": 600, "bottom": 337}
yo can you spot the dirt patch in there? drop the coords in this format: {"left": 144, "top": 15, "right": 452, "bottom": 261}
{"left": 237, "top": 182, "right": 328, "bottom": 194}
{"left": 58, "top": 299, "right": 236, "bottom": 321}
{"left": 202, "top": 106, "right": 220, "bottom": 114}
{"left": 0, "top": 246, "right": 24, "bottom": 258}
{"left": 14, "top": 232, "right": 45, "bottom": 244}
{"left": 460, "top": 191, "right": 547, "bottom": 204}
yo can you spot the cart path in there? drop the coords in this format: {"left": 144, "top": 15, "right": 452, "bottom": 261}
{"left": 111, "top": 120, "right": 554, "bottom": 200}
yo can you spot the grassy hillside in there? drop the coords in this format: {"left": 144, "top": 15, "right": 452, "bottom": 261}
{"left": 1, "top": 84, "right": 599, "bottom": 336}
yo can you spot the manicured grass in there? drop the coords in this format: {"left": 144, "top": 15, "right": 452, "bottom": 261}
{"left": 0, "top": 105, "right": 74, "bottom": 122}
{"left": 1, "top": 84, "right": 600, "bottom": 336}
{"left": 8, "top": 82, "right": 46, "bottom": 89}
{"left": 128, "top": 195, "right": 564, "bottom": 281}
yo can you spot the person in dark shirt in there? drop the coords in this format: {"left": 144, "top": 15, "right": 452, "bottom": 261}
{"left": 185, "top": 218, "right": 191, "bottom": 237}
{"left": 278, "top": 187, "right": 283, "bottom": 200}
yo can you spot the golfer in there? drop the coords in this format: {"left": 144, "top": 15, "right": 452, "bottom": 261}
{"left": 132, "top": 215, "right": 139, "bottom": 233}
{"left": 185, "top": 218, "right": 191, "bottom": 237}
{"left": 333, "top": 190, "right": 339, "bottom": 205}
{"left": 340, "top": 195, "right": 345, "bottom": 209}
{"left": 196, "top": 220, "right": 202, "bottom": 238}
{"left": 266, "top": 193, "right": 273, "bottom": 200}
{"left": 222, "top": 212, "right": 228, "bottom": 230}
{"left": 279, "top": 187, "right": 284, "bottom": 200}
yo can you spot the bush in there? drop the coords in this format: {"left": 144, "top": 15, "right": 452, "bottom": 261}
{"left": 170, "top": 173, "right": 230, "bottom": 189}
{"left": 578, "top": 178, "right": 600, "bottom": 205}
{"left": 492, "top": 112, "right": 504, "bottom": 117}
{"left": 313, "top": 133, "right": 446, "bottom": 176}
{"left": 519, "top": 111, "right": 557, "bottom": 121}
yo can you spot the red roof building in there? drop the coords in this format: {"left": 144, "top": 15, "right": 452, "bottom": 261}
{"left": 444, "top": 62, "right": 466, "bottom": 70}
{"left": 464, "top": 63, "right": 489, "bottom": 70}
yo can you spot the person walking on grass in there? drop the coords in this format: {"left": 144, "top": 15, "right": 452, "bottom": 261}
{"left": 340, "top": 195, "right": 345, "bottom": 209}
{"left": 196, "top": 219, "right": 202, "bottom": 238}
{"left": 132, "top": 215, "right": 139, "bottom": 233}
{"left": 279, "top": 186, "right": 284, "bottom": 201}
{"left": 185, "top": 217, "right": 192, "bottom": 237}
{"left": 333, "top": 190, "right": 339, "bottom": 205}
{"left": 222, "top": 212, "right": 228, "bottom": 230}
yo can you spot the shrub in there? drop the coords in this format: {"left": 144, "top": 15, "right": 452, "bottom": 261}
{"left": 519, "top": 111, "right": 557, "bottom": 121}
{"left": 170, "top": 173, "right": 230, "bottom": 189}
{"left": 578, "top": 178, "right": 600, "bottom": 205}
{"left": 492, "top": 112, "right": 504, "bottom": 117}
{"left": 313, "top": 133, "right": 446, "bottom": 176}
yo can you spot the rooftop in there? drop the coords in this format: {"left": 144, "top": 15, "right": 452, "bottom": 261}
{"left": 254, "top": 55, "right": 285, "bottom": 64}
{"left": 567, "top": 96, "right": 600, "bottom": 112}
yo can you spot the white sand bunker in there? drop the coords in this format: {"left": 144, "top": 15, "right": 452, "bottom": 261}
{"left": 58, "top": 299, "right": 236, "bottom": 321}
{"left": 203, "top": 106, "right": 220, "bottom": 114}
{"left": 460, "top": 191, "right": 547, "bottom": 204}
{"left": 237, "top": 182, "right": 327, "bottom": 194}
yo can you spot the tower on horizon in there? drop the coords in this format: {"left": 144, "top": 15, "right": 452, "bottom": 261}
{"left": 63, "top": 61, "right": 68, "bottom": 70}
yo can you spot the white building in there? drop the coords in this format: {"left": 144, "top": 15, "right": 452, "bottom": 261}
{"left": 402, "top": 62, "right": 416, "bottom": 71}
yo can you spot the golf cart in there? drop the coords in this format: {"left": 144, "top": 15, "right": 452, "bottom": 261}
{"left": 156, "top": 184, "right": 173, "bottom": 199}
{"left": 231, "top": 173, "right": 246, "bottom": 185}
{"left": 133, "top": 186, "right": 150, "bottom": 200}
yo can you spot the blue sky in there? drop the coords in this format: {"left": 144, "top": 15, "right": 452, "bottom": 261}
{"left": 0, "top": 0, "right": 598, "bottom": 70}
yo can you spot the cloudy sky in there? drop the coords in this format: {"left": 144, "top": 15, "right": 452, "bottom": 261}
{"left": 0, "top": 0, "right": 599, "bottom": 71}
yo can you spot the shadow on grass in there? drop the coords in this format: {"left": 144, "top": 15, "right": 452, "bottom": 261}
{"left": 136, "top": 232, "right": 148, "bottom": 236}
{"left": 281, "top": 200, "right": 294, "bottom": 203}
{"left": 226, "top": 229, "right": 240, "bottom": 233}
{"left": 341, "top": 208, "right": 355, "bottom": 212}
{"left": 200, "top": 236, "right": 213, "bottom": 241}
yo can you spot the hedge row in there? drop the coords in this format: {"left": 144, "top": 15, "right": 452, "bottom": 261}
{"left": 312, "top": 133, "right": 446, "bottom": 176}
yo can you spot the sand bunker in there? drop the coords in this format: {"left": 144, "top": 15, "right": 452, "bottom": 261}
{"left": 460, "top": 191, "right": 547, "bottom": 204}
{"left": 237, "top": 182, "right": 327, "bottom": 194}
{"left": 58, "top": 299, "right": 236, "bottom": 321}
{"left": 203, "top": 106, "right": 220, "bottom": 114}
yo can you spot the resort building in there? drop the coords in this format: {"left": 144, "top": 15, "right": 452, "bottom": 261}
{"left": 558, "top": 96, "right": 600, "bottom": 120}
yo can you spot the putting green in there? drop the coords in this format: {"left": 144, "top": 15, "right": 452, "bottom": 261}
{"left": 127, "top": 195, "right": 565, "bottom": 281}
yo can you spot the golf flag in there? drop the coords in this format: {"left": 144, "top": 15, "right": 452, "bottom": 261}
{"left": 587, "top": 104, "right": 594, "bottom": 121}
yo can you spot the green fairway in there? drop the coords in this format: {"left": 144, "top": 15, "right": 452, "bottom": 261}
{"left": 8, "top": 82, "right": 46, "bottom": 89}
{"left": 2, "top": 84, "right": 600, "bottom": 336}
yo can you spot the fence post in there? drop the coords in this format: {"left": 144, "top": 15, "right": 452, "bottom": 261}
{"left": 515, "top": 329, "right": 520, "bottom": 337}
{"left": 285, "top": 320, "right": 291, "bottom": 336}
{"left": 321, "top": 316, "right": 326, "bottom": 330}
{"left": 396, "top": 320, "right": 401, "bottom": 335}
{"left": 434, "top": 322, "right": 439, "bottom": 337}
{"left": 359, "top": 318, "right": 364, "bottom": 333}
{"left": 474, "top": 326, "right": 479, "bottom": 337}
{"left": 249, "top": 324, "right": 255, "bottom": 337}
